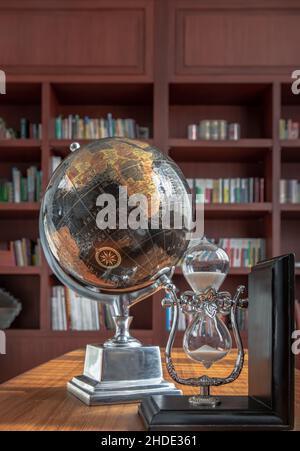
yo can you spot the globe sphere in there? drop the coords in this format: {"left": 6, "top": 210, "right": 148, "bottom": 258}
{"left": 40, "top": 138, "right": 191, "bottom": 294}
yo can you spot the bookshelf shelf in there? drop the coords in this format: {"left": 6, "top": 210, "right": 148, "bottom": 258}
{"left": 0, "top": 266, "right": 41, "bottom": 275}
{"left": 201, "top": 203, "right": 272, "bottom": 218}
{"left": 50, "top": 138, "right": 154, "bottom": 157}
{"left": 168, "top": 138, "right": 273, "bottom": 148}
{"left": 280, "top": 139, "right": 300, "bottom": 148}
{"left": 0, "top": 139, "right": 42, "bottom": 149}
{"left": 0, "top": 202, "right": 40, "bottom": 218}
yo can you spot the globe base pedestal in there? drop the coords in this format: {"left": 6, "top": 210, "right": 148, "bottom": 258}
{"left": 67, "top": 344, "right": 181, "bottom": 405}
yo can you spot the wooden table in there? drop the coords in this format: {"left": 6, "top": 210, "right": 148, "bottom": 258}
{"left": 0, "top": 349, "right": 299, "bottom": 431}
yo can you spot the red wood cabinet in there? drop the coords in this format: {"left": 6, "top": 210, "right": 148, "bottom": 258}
{"left": 169, "top": 0, "right": 300, "bottom": 77}
{"left": 0, "top": 0, "right": 154, "bottom": 78}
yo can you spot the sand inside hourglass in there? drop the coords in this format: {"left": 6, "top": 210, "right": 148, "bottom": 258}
{"left": 184, "top": 271, "right": 226, "bottom": 292}
{"left": 189, "top": 344, "right": 228, "bottom": 369}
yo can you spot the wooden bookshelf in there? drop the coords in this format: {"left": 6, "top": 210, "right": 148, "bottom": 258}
{"left": 0, "top": 266, "right": 41, "bottom": 275}
{"left": 1, "top": 0, "right": 300, "bottom": 381}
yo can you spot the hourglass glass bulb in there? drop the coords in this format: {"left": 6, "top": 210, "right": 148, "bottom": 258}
{"left": 183, "top": 237, "right": 229, "bottom": 293}
{"left": 183, "top": 311, "right": 232, "bottom": 369}
{"left": 182, "top": 238, "right": 231, "bottom": 369}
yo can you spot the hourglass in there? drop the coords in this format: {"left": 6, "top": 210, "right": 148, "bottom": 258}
{"left": 161, "top": 237, "right": 248, "bottom": 407}
{"left": 139, "top": 253, "right": 295, "bottom": 430}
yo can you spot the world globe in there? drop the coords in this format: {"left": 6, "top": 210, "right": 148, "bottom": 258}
{"left": 40, "top": 138, "right": 192, "bottom": 294}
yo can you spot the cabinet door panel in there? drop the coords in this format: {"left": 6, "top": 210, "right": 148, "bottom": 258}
{"left": 0, "top": 3, "right": 153, "bottom": 76}
{"left": 174, "top": 7, "right": 300, "bottom": 74}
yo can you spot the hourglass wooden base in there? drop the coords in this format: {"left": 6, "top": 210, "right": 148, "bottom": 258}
{"left": 139, "top": 254, "right": 295, "bottom": 431}
{"left": 139, "top": 395, "right": 289, "bottom": 431}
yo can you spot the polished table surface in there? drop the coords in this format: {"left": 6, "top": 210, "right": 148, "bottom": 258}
{"left": 0, "top": 348, "right": 299, "bottom": 431}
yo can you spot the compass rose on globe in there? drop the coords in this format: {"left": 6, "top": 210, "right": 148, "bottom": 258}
{"left": 95, "top": 247, "right": 122, "bottom": 269}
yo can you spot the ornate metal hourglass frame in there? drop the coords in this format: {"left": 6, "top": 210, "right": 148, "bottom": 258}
{"left": 161, "top": 238, "right": 248, "bottom": 407}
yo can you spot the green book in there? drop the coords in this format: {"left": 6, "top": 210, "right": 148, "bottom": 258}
{"left": 20, "top": 177, "right": 28, "bottom": 202}
{"left": 55, "top": 116, "right": 62, "bottom": 139}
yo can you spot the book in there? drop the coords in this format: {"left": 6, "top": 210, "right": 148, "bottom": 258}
{"left": 50, "top": 286, "right": 102, "bottom": 331}
{"left": 0, "top": 166, "right": 42, "bottom": 203}
{"left": 279, "top": 118, "right": 299, "bottom": 140}
{"left": 54, "top": 114, "right": 150, "bottom": 140}
{"left": 280, "top": 179, "right": 300, "bottom": 203}
{"left": 0, "top": 238, "right": 40, "bottom": 267}
{"left": 0, "top": 117, "right": 42, "bottom": 139}
{"left": 218, "top": 238, "right": 266, "bottom": 268}
{"left": 191, "top": 178, "right": 265, "bottom": 204}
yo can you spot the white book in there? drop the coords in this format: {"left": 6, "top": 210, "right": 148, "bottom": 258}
{"left": 233, "top": 239, "right": 240, "bottom": 267}
{"left": 51, "top": 295, "right": 58, "bottom": 330}
{"left": 218, "top": 178, "right": 223, "bottom": 203}
{"left": 12, "top": 168, "right": 21, "bottom": 203}
{"left": 178, "top": 310, "right": 186, "bottom": 331}
{"left": 69, "top": 289, "right": 78, "bottom": 330}
{"left": 56, "top": 287, "right": 63, "bottom": 330}
{"left": 77, "top": 295, "right": 84, "bottom": 330}
{"left": 290, "top": 179, "right": 298, "bottom": 203}
{"left": 88, "top": 300, "right": 95, "bottom": 330}
{"left": 86, "top": 299, "right": 93, "bottom": 330}
{"left": 186, "top": 178, "right": 194, "bottom": 191}
{"left": 60, "top": 287, "right": 67, "bottom": 330}
{"left": 91, "top": 300, "right": 99, "bottom": 330}
{"left": 94, "top": 302, "right": 100, "bottom": 330}
{"left": 229, "top": 179, "right": 235, "bottom": 203}
{"left": 241, "top": 178, "right": 247, "bottom": 203}
{"left": 83, "top": 297, "right": 89, "bottom": 330}
{"left": 280, "top": 179, "right": 287, "bottom": 203}
{"left": 51, "top": 156, "right": 62, "bottom": 173}
{"left": 236, "top": 178, "right": 241, "bottom": 203}
{"left": 14, "top": 240, "right": 24, "bottom": 266}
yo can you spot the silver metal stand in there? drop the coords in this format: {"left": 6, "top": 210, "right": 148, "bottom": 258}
{"left": 66, "top": 272, "right": 181, "bottom": 405}
{"left": 68, "top": 343, "right": 180, "bottom": 405}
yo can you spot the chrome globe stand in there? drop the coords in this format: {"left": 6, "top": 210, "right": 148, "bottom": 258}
{"left": 60, "top": 269, "right": 182, "bottom": 405}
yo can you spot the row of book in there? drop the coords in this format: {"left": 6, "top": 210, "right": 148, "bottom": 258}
{"left": 0, "top": 166, "right": 42, "bottom": 202}
{"left": 0, "top": 117, "right": 42, "bottom": 139}
{"left": 51, "top": 286, "right": 115, "bottom": 331}
{"left": 218, "top": 238, "right": 266, "bottom": 268}
{"left": 280, "top": 179, "right": 300, "bottom": 203}
{"left": 279, "top": 119, "right": 299, "bottom": 140}
{"left": 186, "top": 178, "right": 265, "bottom": 204}
{"left": 55, "top": 114, "right": 150, "bottom": 140}
{"left": 0, "top": 239, "right": 41, "bottom": 267}
{"left": 0, "top": 118, "right": 16, "bottom": 139}
{"left": 187, "top": 121, "right": 241, "bottom": 141}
